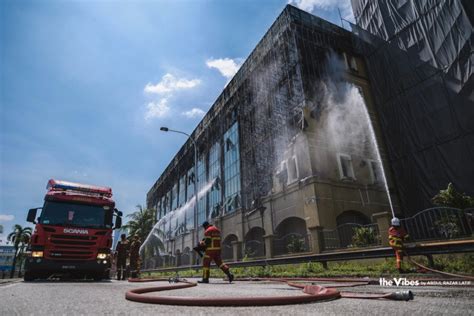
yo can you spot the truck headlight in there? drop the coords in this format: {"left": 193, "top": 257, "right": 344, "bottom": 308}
{"left": 97, "top": 253, "right": 108, "bottom": 259}
{"left": 32, "top": 251, "right": 44, "bottom": 258}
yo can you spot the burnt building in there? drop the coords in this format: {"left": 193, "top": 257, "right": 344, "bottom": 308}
{"left": 351, "top": 0, "right": 474, "bottom": 214}
{"left": 145, "top": 5, "right": 397, "bottom": 265}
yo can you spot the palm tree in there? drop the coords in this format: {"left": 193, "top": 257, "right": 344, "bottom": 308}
{"left": 7, "top": 224, "right": 32, "bottom": 278}
{"left": 123, "top": 205, "right": 165, "bottom": 258}
{"left": 123, "top": 205, "right": 156, "bottom": 243}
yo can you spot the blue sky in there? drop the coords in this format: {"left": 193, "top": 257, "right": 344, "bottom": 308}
{"left": 0, "top": 0, "right": 353, "bottom": 243}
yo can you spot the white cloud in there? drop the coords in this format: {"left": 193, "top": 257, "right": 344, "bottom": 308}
{"left": 206, "top": 58, "right": 242, "bottom": 80}
{"left": 288, "top": 0, "right": 354, "bottom": 22}
{"left": 0, "top": 214, "right": 15, "bottom": 222}
{"left": 144, "top": 73, "right": 201, "bottom": 95}
{"left": 145, "top": 98, "right": 170, "bottom": 120}
{"left": 182, "top": 108, "right": 206, "bottom": 119}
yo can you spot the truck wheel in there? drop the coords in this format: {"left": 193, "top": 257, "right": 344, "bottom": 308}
{"left": 24, "top": 272, "right": 36, "bottom": 282}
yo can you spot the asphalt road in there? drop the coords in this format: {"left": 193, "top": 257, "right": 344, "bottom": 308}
{"left": 1, "top": 277, "right": 472, "bottom": 315}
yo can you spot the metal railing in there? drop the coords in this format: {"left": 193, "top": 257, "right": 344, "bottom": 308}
{"left": 273, "top": 233, "right": 310, "bottom": 256}
{"left": 142, "top": 239, "right": 474, "bottom": 273}
{"left": 221, "top": 243, "right": 234, "bottom": 261}
{"left": 244, "top": 240, "right": 265, "bottom": 258}
{"left": 400, "top": 207, "right": 473, "bottom": 242}
{"left": 321, "top": 223, "right": 381, "bottom": 250}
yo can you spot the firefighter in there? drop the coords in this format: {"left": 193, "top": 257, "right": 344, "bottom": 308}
{"left": 115, "top": 233, "right": 129, "bottom": 280}
{"left": 388, "top": 217, "right": 409, "bottom": 272}
{"left": 198, "top": 221, "right": 234, "bottom": 284}
{"left": 129, "top": 235, "right": 142, "bottom": 278}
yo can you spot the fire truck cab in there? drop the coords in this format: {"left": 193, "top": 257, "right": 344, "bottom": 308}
{"left": 24, "top": 179, "right": 122, "bottom": 281}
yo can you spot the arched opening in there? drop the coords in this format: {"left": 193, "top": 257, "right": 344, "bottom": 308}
{"left": 273, "top": 217, "right": 309, "bottom": 255}
{"left": 222, "top": 234, "right": 238, "bottom": 261}
{"left": 336, "top": 210, "right": 370, "bottom": 247}
{"left": 181, "top": 247, "right": 191, "bottom": 266}
{"left": 244, "top": 227, "right": 265, "bottom": 258}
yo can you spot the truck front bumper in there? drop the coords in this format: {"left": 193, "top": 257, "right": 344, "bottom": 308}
{"left": 25, "top": 257, "right": 110, "bottom": 275}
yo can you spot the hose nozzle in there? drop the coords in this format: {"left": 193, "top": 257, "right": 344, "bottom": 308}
{"left": 387, "top": 290, "right": 414, "bottom": 301}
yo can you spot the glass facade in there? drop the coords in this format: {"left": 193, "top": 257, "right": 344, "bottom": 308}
{"left": 208, "top": 142, "right": 221, "bottom": 218}
{"left": 197, "top": 157, "right": 207, "bottom": 225}
{"left": 223, "top": 122, "right": 241, "bottom": 214}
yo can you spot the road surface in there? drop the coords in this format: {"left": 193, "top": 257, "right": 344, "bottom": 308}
{"left": 1, "top": 277, "right": 472, "bottom": 315}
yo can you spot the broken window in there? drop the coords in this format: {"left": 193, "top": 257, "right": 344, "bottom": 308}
{"left": 223, "top": 122, "right": 241, "bottom": 214}
{"left": 344, "top": 52, "right": 358, "bottom": 72}
{"left": 287, "top": 156, "right": 299, "bottom": 183}
{"left": 197, "top": 157, "right": 207, "bottom": 224}
{"left": 338, "top": 154, "right": 355, "bottom": 180}
{"left": 171, "top": 183, "right": 178, "bottom": 211}
{"left": 368, "top": 159, "right": 382, "bottom": 184}
{"left": 209, "top": 142, "right": 221, "bottom": 218}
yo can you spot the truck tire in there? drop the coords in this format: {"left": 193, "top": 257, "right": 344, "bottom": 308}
{"left": 24, "top": 272, "right": 36, "bottom": 282}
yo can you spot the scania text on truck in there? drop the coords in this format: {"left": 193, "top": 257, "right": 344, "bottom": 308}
{"left": 24, "top": 179, "right": 122, "bottom": 281}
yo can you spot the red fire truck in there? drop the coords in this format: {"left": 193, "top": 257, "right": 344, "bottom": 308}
{"left": 24, "top": 179, "right": 122, "bottom": 281}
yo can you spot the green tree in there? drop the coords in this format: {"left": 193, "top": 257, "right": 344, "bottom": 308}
{"left": 123, "top": 205, "right": 155, "bottom": 242}
{"left": 432, "top": 183, "right": 474, "bottom": 209}
{"left": 7, "top": 224, "right": 32, "bottom": 278}
{"left": 122, "top": 205, "right": 164, "bottom": 257}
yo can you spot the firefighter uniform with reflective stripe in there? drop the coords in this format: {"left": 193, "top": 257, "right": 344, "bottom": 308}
{"left": 200, "top": 225, "right": 230, "bottom": 281}
{"left": 388, "top": 226, "right": 409, "bottom": 271}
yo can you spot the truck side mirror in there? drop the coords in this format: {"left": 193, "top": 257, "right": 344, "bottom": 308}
{"left": 27, "top": 208, "right": 38, "bottom": 223}
{"left": 114, "top": 216, "right": 122, "bottom": 230}
{"left": 114, "top": 208, "right": 123, "bottom": 217}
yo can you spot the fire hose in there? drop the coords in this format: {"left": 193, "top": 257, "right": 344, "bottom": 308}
{"left": 406, "top": 254, "right": 474, "bottom": 281}
{"left": 125, "top": 277, "right": 414, "bottom": 306}
{"left": 124, "top": 252, "right": 474, "bottom": 306}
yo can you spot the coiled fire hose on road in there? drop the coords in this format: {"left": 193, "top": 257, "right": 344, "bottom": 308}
{"left": 125, "top": 277, "right": 414, "bottom": 306}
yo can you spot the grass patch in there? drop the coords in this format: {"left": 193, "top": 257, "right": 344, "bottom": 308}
{"left": 143, "top": 253, "right": 474, "bottom": 279}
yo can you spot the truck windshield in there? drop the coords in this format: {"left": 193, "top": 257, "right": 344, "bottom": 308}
{"left": 39, "top": 201, "right": 112, "bottom": 229}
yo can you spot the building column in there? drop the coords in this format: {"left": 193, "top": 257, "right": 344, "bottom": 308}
{"left": 231, "top": 240, "right": 242, "bottom": 261}
{"left": 372, "top": 212, "right": 391, "bottom": 246}
{"left": 263, "top": 234, "right": 274, "bottom": 259}
{"left": 307, "top": 226, "right": 323, "bottom": 253}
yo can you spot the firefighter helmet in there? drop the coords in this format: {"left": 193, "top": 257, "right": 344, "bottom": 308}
{"left": 391, "top": 217, "right": 400, "bottom": 226}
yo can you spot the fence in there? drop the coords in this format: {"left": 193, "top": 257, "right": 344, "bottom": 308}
{"left": 273, "top": 233, "right": 310, "bottom": 256}
{"left": 321, "top": 223, "right": 381, "bottom": 251}
{"left": 244, "top": 240, "right": 265, "bottom": 258}
{"left": 400, "top": 207, "right": 473, "bottom": 242}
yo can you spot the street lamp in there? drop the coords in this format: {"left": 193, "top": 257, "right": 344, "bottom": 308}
{"left": 160, "top": 126, "right": 199, "bottom": 255}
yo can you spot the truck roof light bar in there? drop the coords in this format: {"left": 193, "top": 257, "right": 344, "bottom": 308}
{"left": 47, "top": 179, "right": 113, "bottom": 198}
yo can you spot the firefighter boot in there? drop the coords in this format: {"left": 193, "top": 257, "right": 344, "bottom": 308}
{"left": 226, "top": 271, "right": 234, "bottom": 283}
{"left": 198, "top": 278, "right": 209, "bottom": 284}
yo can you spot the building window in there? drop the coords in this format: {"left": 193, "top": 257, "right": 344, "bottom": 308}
{"left": 337, "top": 154, "right": 355, "bottom": 180}
{"left": 368, "top": 159, "right": 382, "bottom": 184}
{"left": 197, "top": 156, "right": 207, "bottom": 225}
{"left": 171, "top": 183, "right": 178, "bottom": 211}
{"left": 223, "top": 122, "right": 241, "bottom": 214}
{"left": 178, "top": 176, "right": 186, "bottom": 207}
{"left": 186, "top": 168, "right": 195, "bottom": 202}
{"left": 287, "top": 155, "right": 299, "bottom": 183}
{"left": 344, "top": 52, "right": 358, "bottom": 72}
{"left": 209, "top": 142, "right": 221, "bottom": 218}
{"left": 164, "top": 191, "right": 170, "bottom": 215}
{"left": 156, "top": 200, "right": 162, "bottom": 221}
